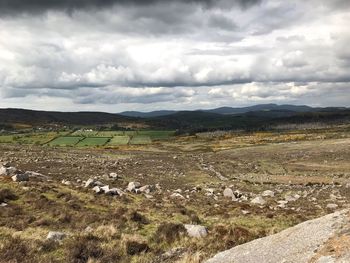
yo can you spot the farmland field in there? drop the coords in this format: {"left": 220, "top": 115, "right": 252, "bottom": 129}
{"left": 107, "top": 136, "right": 130, "bottom": 145}
{"left": 76, "top": 137, "right": 110, "bottom": 147}
{"left": 96, "top": 131, "right": 125, "bottom": 137}
{"left": 48, "top": 136, "right": 83, "bottom": 146}
{"left": 71, "top": 130, "right": 98, "bottom": 137}
{"left": 129, "top": 135, "right": 152, "bottom": 144}
{"left": 124, "top": 131, "right": 138, "bottom": 136}
{"left": 0, "top": 135, "right": 15, "bottom": 143}
{"left": 16, "top": 133, "right": 58, "bottom": 145}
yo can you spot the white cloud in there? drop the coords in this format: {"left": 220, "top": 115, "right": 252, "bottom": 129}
{"left": 0, "top": 0, "right": 349, "bottom": 111}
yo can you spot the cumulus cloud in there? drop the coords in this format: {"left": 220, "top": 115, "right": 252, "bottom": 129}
{"left": 0, "top": 0, "right": 349, "bottom": 111}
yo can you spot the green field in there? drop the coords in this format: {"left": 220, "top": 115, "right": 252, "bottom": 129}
{"left": 0, "top": 130, "right": 175, "bottom": 147}
{"left": 129, "top": 135, "right": 152, "bottom": 145}
{"left": 48, "top": 136, "right": 83, "bottom": 146}
{"left": 96, "top": 131, "right": 125, "bottom": 137}
{"left": 76, "top": 137, "right": 110, "bottom": 147}
{"left": 0, "top": 135, "right": 15, "bottom": 143}
{"left": 107, "top": 136, "right": 130, "bottom": 146}
{"left": 16, "top": 132, "right": 59, "bottom": 145}
{"left": 124, "top": 131, "right": 139, "bottom": 136}
{"left": 71, "top": 130, "right": 98, "bottom": 137}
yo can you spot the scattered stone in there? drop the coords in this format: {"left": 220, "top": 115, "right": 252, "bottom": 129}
{"left": 127, "top": 182, "right": 141, "bottom": 192}
{"left": 223, "top": 188, "right": 234, "bottom": 198}
{"left": 85, "top": 178, "right": 95, "bottom": 188}
{"left": 85, "top": 226, "right": 93, "bottom": 233}
{"left": 47, "top": 231, "right": 66, "bottom": 242}
{"left": 184, "top": 224, "right": 208, "bottom": 238}
{"left": 92, "top": 186, "right": 101, "bottom": 194}
{"left": 277, "top": 200, "right": 289, "bottom": 208}
{"left": 170, "top": 193, "right": 185, "bottom": 200}
{"left": 144, "top": 194, "right": 154, "bottom": 199}
{"left": 61, "top": 179, "right": 71, "bottom": 185}
{"left": 0, "top": 166, "right": 19, "bottom": 177}
{"left": 262, "top": 190, "right": 275, "bottom": 197}
{"left": 285, "top": 194, "right": 300, "bottom": 202}
{"left": 106, "top": 188, "right": 124, "bottom": 196}
{"left": 251, "top": 196, "right": 266, "bottom": 206}
{"left": 109, "top": 172, "right": 120, "bottom": 179}
{"left": 326, "top": 204, "right": 338, "bottom": 209}
{"left": 139, "top": 185, "right": 151, "bottom": 194}
{"left": 11, "top": 173, "right": 29, "bottom": 182}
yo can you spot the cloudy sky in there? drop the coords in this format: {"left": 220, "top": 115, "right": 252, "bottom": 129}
{"left": 0, "top": 0, "right": 349, "bottom": 112}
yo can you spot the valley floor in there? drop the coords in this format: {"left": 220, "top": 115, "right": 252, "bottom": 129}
{"left": 0, "top": 136, "right": 349, "bottom": 262}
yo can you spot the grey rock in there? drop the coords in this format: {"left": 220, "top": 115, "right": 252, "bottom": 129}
{"left": 0, "top": 166, "right": 19, "bottom": 177}
{"left": 170, "top": 193, "right": 185, "bottom": 200}
{"left": 223, "top": 188, "right": 234, "bottom": 198}
{"left": 285, "top": 194, "right": 300, "bottom": 202}
{"left": 106, "top": 188, "right": 123, "bottom": 196}
{"left": 109, "top": 172, "right": 120, "bottom": 179}
{"left": 47, "top": 231, "right": 66, "bottom": 241}
{"left": 127, "top": 182, "right": 141, "bottom": 192}
{"left": 184, "top": 224, "right": 208, "bottom": 238}
{"left": 11, "top": 173, "right": 29, "bottom": 182}
{"left": 85, "top": 226, "right": 93, "bottom": 233}
{"left": 92, "top": 186, "right": 101, "bottom": 194}
{"left": 251, "top": 196, "right": 266, "bottom": 205}
{"left": 100, "top": 185, "right": 110, "bottom": 193}
{"left": 326, "top": 204, "right": 338, "bottom": 209}
{"left": 206, "top": 210, "right": 349, "bottom": 263}
{"left": 85, "top": 178, "right": 95, "bottom": 188}
{"left": 139, "top": 185, "right": 151, "bottom": 194}
{"left": 262, "top": 190, "right": 275, "bottom": 197}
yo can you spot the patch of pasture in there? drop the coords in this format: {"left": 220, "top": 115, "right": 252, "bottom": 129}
{"left": 76, "top": 137, "right": 110, "bottom": 147}
{"left": 71, "top": 130, "right": 98, "bottom": 137}
{"left": 107, "top": 136, "right": 130, "bottom": 146}
{"left": 48, "top": 136, "right": 83, "bottom": 146}
{"left": 96, "top": 131, "right": 125, "bottom": 137}
{"left": 129, "top": 135, "right": 152, "bottom": 145}
{"left": 0, "top": 135, "right": 16, "bottom": 143}
{"left": 124, "top": 131, "right": 139, "bottom": 136}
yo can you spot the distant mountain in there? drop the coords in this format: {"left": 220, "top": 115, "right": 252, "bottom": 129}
{"left": 120, "top": 110, "right": 177, "bottom": 118}
{"left": 202, "top": 104, "right": 316, "bottom": 115}
{"left": 0, "top": 105, "right": 348, "bottom": 132}
{"left": 119, "top": 104, "right": 321, "bottom": 117}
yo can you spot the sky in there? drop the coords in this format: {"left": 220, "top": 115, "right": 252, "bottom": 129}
{"left": 0, "top": 0, "right": 349, "bottom": 112}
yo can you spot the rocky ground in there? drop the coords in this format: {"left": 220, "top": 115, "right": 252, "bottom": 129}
{"left": 206, "top": 209, "right": 350, "bottom": 263}
{"left": 0, "top": 137, "right": 349, "bottom": 262}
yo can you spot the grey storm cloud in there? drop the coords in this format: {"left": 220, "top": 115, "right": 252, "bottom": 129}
{"left": 0, "top": 0, "right": 349, "bottom": 111}
{"left": 0, "top": 0, "right": 261, "bottom": 14}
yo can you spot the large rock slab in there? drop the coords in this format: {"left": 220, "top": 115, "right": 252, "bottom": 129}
{"left": 206, "top": 210, "right": 349, "bottom": 263}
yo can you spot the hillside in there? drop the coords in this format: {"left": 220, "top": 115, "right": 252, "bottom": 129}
{"left": 0, "top": 106, "right": 349, "bottom": 132}
{"left": 0, "top": 108, "right": 137, "bottom": 126}
{"left": 118, "top": 104, "right": 330, "bottom": 117}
